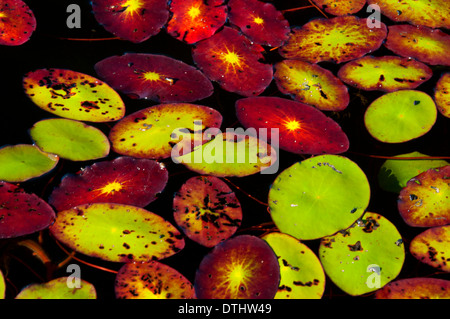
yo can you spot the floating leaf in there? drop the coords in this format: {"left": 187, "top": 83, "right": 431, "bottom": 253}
{"left": 194, "top": 235, "right": 280, "bottom": 299}
{"left": 115, "top": 261, "right": 195, "bottom": 299}
{"left": 279, "top": 15, "right": 387, "bottom": 64}
{"left": 23, "top": 68, "right": 125, "bottom": 122}
{"left": 29, "top": 118, "right": 110, "bottom": 161}
{"left": 397, "top": 166, "right": 450, "bottom": 227}
{"left": 274, "top": 59, "right": 349, "bottom": 111}
{"left": 364, "top": 90, "right": 437, "bottom": 143}
{"left": 384, "top": 25, "right": 450, "bottom": 66}
{"left": 91, "top": 0, "right": 169, "bottom": 43}
{"left": 375, "top": 277, "right": 450, "bottom": 299}
{"left": 192, "top": 26, "right": 273, "bottom": 96}
{"left": 410, "top": 225, "right": 450, "bottom": 272}
{"left": 0, "top": 144, "right": 58, "bottom": 182}
{"left": 0, "top": 270, "right": 5, "bottom": 299}
{"left": 173, "top": 175, "right": 242, "bottom": 247}
{"left": 15, "top": 277, "right": 97, "bottom": 299}
{"left": 311, "top": 0, "right": 366, "bottom": 16}
{"left": 49, "top": 203, "right": 184, "bottom": 262}
{"left": 0, "top": 181, "right": 56, "bottom": 239}
{"left": 94, "top": 53, "right": 214, "bottom": 103}
{"left": 49, "top": 156, "right": 168, "bottom": 211}
{"left": 235, "top": 96, "right": 349, "bottom": 155}
{"left": 269, "top": 155, "right": 371, "bottom": 240}
{"left": 435, "top": 72, "right": 450, "bottom": 118}
{"left": 0, "top": 0, "right": 36, "bottom": 46}
{"left": 227, "top": 0, "right": 290, "bottom": 47}
{"left": 338, "top": 55, "right": 433, "bottom": 92}
{"left": 319, "top": 212, "right": 405, "bottom": 296}
{"left": 262, "top": 232, "right": 325, "bottom": 299}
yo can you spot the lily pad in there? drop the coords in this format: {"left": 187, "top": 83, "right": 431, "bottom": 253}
{"left": 279, "top": 15, "right": 387, "bottom": 64}
{"left": 192, "top": 26, "right": 273, "bottom": 96}
{"left": 173, "top": 175, "right": 242, "bottom": 247}
{"left": 49, "top": 156, "right": 168, "bottom": 211}
{"left": 364, "top": 90, "right": 437, "bottom": 143}
{"left": 435, "top": 72, "right": 450, "bottom": 118}
{"left": 262, "top": 232, "right": 325, "bottom": 299}
{"left": 23, "top": 68, "right": 125, "bottom": 122}
{"left": 194, "top": 235, "right": 280, "bottom": 299}
{"left": 311, "top": 0, "right": 366, "bottom": 16}
{"left": 338, "top": 55, "right": 433, "bottom": 92}
{"left": 375, "top": 277, "right": 450, "bottom": 299}
{"left": 49, "top": 203, "right": 185, "bottom": 263}
{"left": 94, "top": 53, "right": 214, "bottom": 103}
{"left": 15, "top": 277, "right": 97, "bottom": 299}
{"left": 410, "top": 225, "right": 450, "bottom": 272}
{"left": 0, "top": 269, "right": 5, "bottom": 299}
{"left": 0, "top": 144, "right": 59, "bottom": 182}
{"left": 0, "top": 181, "right": 56, "bottom": 239}
{"left": 274, "top": 59, "right": 349, "bottom": 111}
{"left": 227, "top": 0, "right": 290, "bottom": 47}
{"left": 397, "top": 166, "right": 450, "bottom": 227}
{"left": 319, "top": 212, "right": 405, "bottom": 296}
{"left": 235, "top": 96, "right": 349, "bottom": 155}
{"left": 269, "top": 155, "right": 371, "bottom": 240}
{"left": 0, "top": 0, "right": 36, "bottom": 46}
{"left": 384, "top": 25, "right": 450, "bottom": 66}
{"left": 30, "top": 118, "right": 110, "bottom": 161}
{"left": 115, "top": 261, "right": 195, "bottom": 299}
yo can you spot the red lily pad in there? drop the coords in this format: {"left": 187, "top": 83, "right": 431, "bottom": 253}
{"left": 235, "top": 96, "right": 349, "bottom": 155}
{"left": 274, "top": 59, "right": 349, "bottom": 111}
{"left": 95, "top": 53, "right": 213, "bottom": 103}
{"left": 173, "top": 176, "right": 242, "bottom": 247}
{"left": 91, "top": 0, "right": 169, "bottom": 43}
{"left": 0, "top": 181, "right": 56, "bottom": 239}
{"left": 49, "top": 156, "right": 168, "bottom": 212}
{"left": 398, "top": 166, "right": 450, "bottom": 227}
{"left": 311, "top": 0, "right": 366, "bottom": 16}
{"left": 227, "top": 0, "right": 290, "bottom": 47}
{"left": 192, "top": 26, "right": 273, "bottom": 96}
{"left": 167, "top": 0, "right": 227, "bottom": 44}
{"left": 384, "top": 25, "right": 450, "bottom": 66}
{"left": 194, "top": 235, "right": 280, "bottom": 299}
{"left": 0, "top": 0, "right": 36, "bottom": 46}
{"left": 435, "top": 72, "right": 450, "bottom": 118}
{"left": 279, "top": 15, "right": 387, "bottom": 64}
{"left": 375, "top": 277, "right": 450, "bottom": 299}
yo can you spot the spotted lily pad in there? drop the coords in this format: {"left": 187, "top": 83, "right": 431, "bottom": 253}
{"left": 0, "top": 269, "right": 5, "bottom": 299}
{"left": 274, "top": 59, "right": 349, "bottom": 111}
{"left": 173, "top": 176, "right": 242, "bottom": 247}
{"left": 94, "top": 53, "right": 214, "bottom": 103}
{"left": 338, "top": 56, "right": 433, "bottom": 92}
{"left": 194, "top": 235, "right": 280, "bottom": 299}
{"left": 397, "top": 166, "right": 450, "bottom": 227}
{"left": 375, "top": 277, "right": 450, "bottom": 299}
{"left": 49, "top": 203, "right": 185, "bottom": 262}
{"left": 49, "top": 156, "right": 168, "bottom": 211}
{"left": 15, "top": 277, "right": 97, "bottom": 299}
{"left": 115, "top": 261, "right": 195, "bottom": 299}
{"left": 192, "top": 26, "right": 273, "bottom": 96}
{"left": 364, "top": 90, "right": 437, "bottom": 143}
{"left": 269, "top": 155, "right": 371, "bottom": 240}
{"left": 319, "top": 212, "right": 405, "bottom": 296}
{"left": 262, "top": 232, "right": 325, "bottom": 299}
{"left": 435, "top": 72, "right": 450, "bottom": 118}
{"left": 384, "top": 25, "right": 450, "bottom": 66}
{"left": 0, "top": 144, "right": 58, "bottom": 182}
{"left": 0, "top": 0, "right": 36, "bottom": 46}
{"left": 311, "top": 0, "right": 366, "bottom": 16}
{"left": 23, "top": 68, "right": 125, "bottom": 122}
{"left": 279, "top": 15, "right": 387, "bottom": 64}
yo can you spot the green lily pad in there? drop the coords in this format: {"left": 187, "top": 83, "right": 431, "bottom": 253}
{"left": 375, "top": 277, "right": 450, "bottom": 299}
{"left": 0, "top": 144, "right": 59, "bottom": 182}
{"left": 15, "top": 277, "right": 96, "bottom": 299}
{"left": 49, "top": 203, "right": 185, "bottom": 263}
{"left": 30, "top": 118, "right": 110, "bottom": 161}
{"left": 435, "top": 72, "right": 450, "bottom": 118}
{"left": 269, "top": 155, "right": 371, "bottom": 240}
{"left": 319, "top": 212, "right": 405, "bottom": 296}
{"left": 0, "top": 269, "right": 5, "bottom": 299}
{"left": 364, "top": 90, "right": 437, "bottom": 143}
{"left": 262, "top": 232, "right": 325, "bottom": 299}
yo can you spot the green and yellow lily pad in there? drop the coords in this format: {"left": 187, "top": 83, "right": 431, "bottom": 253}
{"left": 15, "top": 277, "right": 97, "bottom": 299}
{"left": 0, "top": 269, "right": 5, "bottom": 299}
{"left": 435, "top": 72, "right": 450, "bottom": 118}
{"left": 375, "top": 277, "right": 450, "bottom": 299}
{"left": 311, "top": 0, "right": 366, "bottom": 16}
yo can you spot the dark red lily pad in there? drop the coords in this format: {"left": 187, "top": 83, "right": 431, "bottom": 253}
{"left": 235, "top": 96, "right": 349, "bottom": 155}
{"left": 194, "top": 235, "right": 280, "bottom": 299}
{"left": 173, "top": 176, "right": 242, "bottom": 247}
{"left": 375, "top": 277, "right": 450, "bottom": 299}
{"left": 91, "top": 0, "right": 169, "bottom": 43}
{"left": 192, "top": 26, "right": 273, "bottom": 96}
{"left": 167, "top": 0, "right": 227, "bottom": 44}
{"left": 228, "top": 0, "right": 290, "bottom": 47}
{"left": 0, "top": 0, "right": 36, "bottom": 46}
{"left": 435, "top": 72, "right": 450, "bottom": 118}
{"left": 311, "top": 0, "right": 366, "bottom": 16}
{"left": 49, "top": 156, "right": 168, "bottom": 212}
{"left": 0, "top": 181, "right": 55, "bottom": 239}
